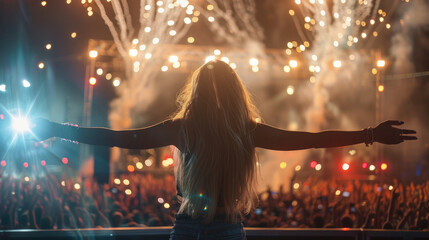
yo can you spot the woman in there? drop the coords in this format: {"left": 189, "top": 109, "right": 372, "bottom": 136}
{"left": 32, "top": 60, "right": 416, "bottom": 239}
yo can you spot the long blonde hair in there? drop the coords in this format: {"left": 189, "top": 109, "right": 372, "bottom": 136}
{"left": 173, "top": 60, "right": 260, "bottom": 223}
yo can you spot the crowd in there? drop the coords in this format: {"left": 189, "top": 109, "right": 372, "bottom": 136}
{"left": 0, "top": 167, "right": 428, "bottom": 230}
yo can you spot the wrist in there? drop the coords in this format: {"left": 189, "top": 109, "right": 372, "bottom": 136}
{"left": 363, "top": 127, "right": 374, "bottom": 146}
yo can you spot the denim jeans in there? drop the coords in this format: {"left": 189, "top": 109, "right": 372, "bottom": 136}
{"left": 170, "top": 213, "right": 246, "bottom": 240}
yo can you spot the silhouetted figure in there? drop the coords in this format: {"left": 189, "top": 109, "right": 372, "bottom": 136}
{"left": 32, "top": 60, "right": 417, "bottom": 239}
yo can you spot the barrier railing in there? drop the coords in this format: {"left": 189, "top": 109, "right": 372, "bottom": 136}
{"left": 1, "top": 227, "right": 428, "bottom": 240}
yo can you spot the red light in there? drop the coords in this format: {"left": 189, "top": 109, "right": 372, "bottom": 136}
{"left": 362, "top": 162, "right": 368, "bottom": 169}
{"left": 0, "top": 114, "right": 4, "bottom": 120}
{"left": 89, "top": 77, "right": 97, "bottom": 85}
{"left": 62, "top": 157, "right": 68, "bottom": 164}
{"left": 23, "top": 162, "right": 29, "bottom": 168}
{"left": 381, "top": 163, "right": 388, "bottom": 171}
{"left": 1, "top": 160, "right": 6, "bottom": 167}
{"left": 41, "top": 160, "right": 46, "bottom": 166}
{"left": 34, "top": 142, "right": 39, "bottom": 147}
{"left": 342, "top": 163, "right": 350, "bottom": 171}
{"left": 310, "top": 161, "right": 317, "bottom": 168}
{"left": 127, "top": 165, "right": 135, "bottom": 173}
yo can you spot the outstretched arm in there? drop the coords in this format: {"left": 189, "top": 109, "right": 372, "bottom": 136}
{"left": 254, "top": 120, "right": 416, "bottom": 151}
{"left": 33, "top": 119, "right": 181, "bottom": 149}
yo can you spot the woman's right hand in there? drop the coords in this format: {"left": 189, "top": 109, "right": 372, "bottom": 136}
{"left": 374, "top": 120, "right": 417, "bottom": 145}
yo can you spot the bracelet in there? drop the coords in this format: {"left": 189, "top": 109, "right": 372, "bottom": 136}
{"left": 60, "top": 122, "right": 79, "bottom": 144}
{"left": 364, "top": 127, "right": 374, "bottom": 147}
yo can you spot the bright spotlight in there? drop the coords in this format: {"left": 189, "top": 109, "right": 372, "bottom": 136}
{"left": 22, "top": 80, "right": 31, "bottom": 88}
{"left": 0, "top": 84, "right": 5, "bottom": 92}
{"left": 12, "top": 117, "right": 30, "bottom": 133}
{"left": 342, "top": 163, "right": 350, "bottom": 171}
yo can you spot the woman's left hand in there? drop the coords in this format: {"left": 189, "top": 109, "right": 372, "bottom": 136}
{"left": 374, "top": 120, "right": 417, "bottom": 144}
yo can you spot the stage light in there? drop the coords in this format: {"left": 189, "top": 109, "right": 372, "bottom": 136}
{"left": 287, "top": 86, "right": 294, "bottom": 95}
{"left": 378, "top": 85, "right": 384, "bottom": 92}
{"left": 22, "top": 80, "right": 31, "bottom": 88}
{"left": 62, "top": 157, "right": 68, "bottom": 164}
{"left": 89, "top": 50, "right": 98, "bottom": 58}
{"left": 164, "top": 203, "right": 170, "bottom": 208}
{"left": 213, "top": 49, "right": 221, "bottom": 56}
{"left": 335, "top": 190, "right": 341, "bottom": 196}
{"left": 315, "top": 164, "right": 322, "bottom": 171}
{"left": 145, "top": 159, "right": 153, "bottom": 166}
{"left": 280, "top": 162, "right": 287, "bottom": 169}
{"left": 123, "top": 179, "right": 130, "bottom": 185}
{"left": 61, "top": 181, "right": 66, "bottom": 186}
{"left": 377, "top": 60, "right": 385, "bottom": 67}
{"left": 369, "top": 164, "right": 376, "bottom": 171}
{"left": 41, "top": 160, "right": 46, "bottom": 166}
{"left": 136, "top": 162, "right": 143, "bottom": 169}
{"left": 381, "top": 163, "right": 388, "bottom": 171}
{"left": 205, "top": 55, "right": 215, "bottom": 63}
{"left": 342, "top": 163, "right": 350, "bottom": 171}
{"left": 45, "top": 44, "right": 52, "bottom": 50}
{"left": 127, "top": 165, "right": 135, "bottom": 172}
{"left": 129, "top": 49, "right": 138, "bottom": 57}
{"left": 173, "top": 62, "right": 181, "bottom": 68}
{"left": 89, "top": 77, "right": 97, "bottom": 86}
{"left": 289, "top": 60, "right": 298, "bottom": 68}
{"left": 113, "top": 78, "right": 121, "bottom": 87}
{"left": 125, "top": 189, "right": 132, "bottom": 195}
{"left": 0, "top": 84, "right": 5, "bottom": 92}
{"left": 106, "top": 73, "right": 112, "bottom": 80}
{"left": 333, "top": 60, "right": 342, "bottom": 68}
{"left": 158, "top": 197, "right": 164, "bottom": 204}
{"left": 293, "top": 183, "right": 300, "bottom": 189}
{"left": 38, "top": 62, "right": 45, "bottom": 69}
{"left": 12, "top": 116, "right": 30, "bottom": 133}
{"left": 23, "top": 162, "right": 29, "bottom": 168}
{"left": 96, "top": 68, "right": 103, "bottom": 75}
{"left": 1, "top": 160, "right": 6, "bottom": 167}
{"left": 362, "top": 162, "right": 368, "bottom": 168}
{"left": 295, "top": 165, "right": 301, "bottom": 171}
{"left": 74, "top": 183, "right": 81, "bottom": 190}
{"left": 114, "top": 178, "right": 121, "bottom": 184}
{"left": 220, "top": 57, "right": 229, "bottom": 64}
{"left": 169, "top": 55, "right": 179, "bottom": 63}
{"left": 71, "top": 32, "right": 77, "bottom": 38}
{"left": 249, "top": 58, "right": 258, "bottom": 66}
{"left": 310, "top": 161, "right": 317, "bottom": 168}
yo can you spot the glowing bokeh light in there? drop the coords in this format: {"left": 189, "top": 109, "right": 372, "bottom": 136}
{"left": 123, "top": 179, "right": 130, "bottom": 185}
{"left": 342, "top": 163, "right": 350, "bottom": 171}
{"left": 89, "top": 77, "right": 97, "bottom": 86}
{"left": 22, "top": 80, "right": 31, "bottom": 88}
{"left": 380, "top": 163, "right": 388, "bottom": 171}
{"left": 114, "top": 178, "right": 121, "bottom": 184}
{"left": 89, "top": 50, "right": 98, "bottom": 58}
{"left": 12, "top": 117, "right": 30, "bottom": 132}
{"left": 41, "top": 160, "right": 46, "bottom": 166}
{"left": 127, "top": 165, "right": 135, "bottom": 172}
{"left": 62, "top": 157, "right": 68, "bottom": 164}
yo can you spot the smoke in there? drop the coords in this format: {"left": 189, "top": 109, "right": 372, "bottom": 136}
{"left": 385, "top": 0, "right": 429, "bottom": 168}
